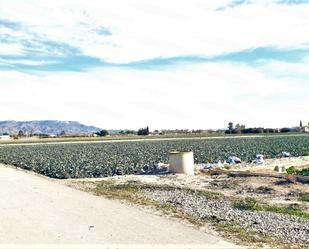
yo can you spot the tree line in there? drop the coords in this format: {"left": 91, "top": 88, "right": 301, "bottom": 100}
{"left": 226, "top": 122, "right": 296, "bottom": 134}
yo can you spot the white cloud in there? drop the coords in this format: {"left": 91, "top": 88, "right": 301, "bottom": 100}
{"left": 0, "top": 58, "right": 58, "bottom": 66}
{"left": 1, "top": 0, "right": 309, "bottom": 62}
{"left": 262, "top": 60, "right": 309, "bottom": 76}
{"left": 0, "top": 62, "right": 308, "bottom": 129}
{"left": 0, "top": 43, "right": 24, "bottom": 55}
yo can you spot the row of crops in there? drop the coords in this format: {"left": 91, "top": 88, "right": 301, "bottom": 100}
{"left": 0, "top": 135, "right": 309, "bottom": 179}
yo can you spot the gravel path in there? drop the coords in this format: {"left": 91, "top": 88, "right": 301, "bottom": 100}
{"left": 0, "top": 165, "right": 241, "bottom": 248}
{"left": 142, "top": 188, "right": 309, "bottom": 245}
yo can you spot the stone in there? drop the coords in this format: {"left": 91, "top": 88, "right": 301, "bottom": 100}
{"left": 274, "top": 165, "right": 286, "bottom": 173}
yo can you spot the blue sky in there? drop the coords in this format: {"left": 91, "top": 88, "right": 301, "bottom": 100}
{"left": 216, "top": 0, "right": 309, "bottom": 10}
{"left": 1, "top": 0, "right": 309, "bottom": 129}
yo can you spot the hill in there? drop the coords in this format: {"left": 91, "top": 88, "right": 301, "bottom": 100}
{"left": 0, "top": 120, "right": 102, "bottom": 135}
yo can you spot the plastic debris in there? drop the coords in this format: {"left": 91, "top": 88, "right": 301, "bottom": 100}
{"left": 282, "top": 151, "right": 291, "bottom": 157}
{"left": 217, "top": 160, "right": 224, "bottom": 168}
{"left": 227, "top": 156, "right": 242, "bottom": 164}
{"left": 197, "top": 161, "right": 224, "bottom": 171}
{"left": 253, "top": 154, "right": 265, "bottom": 164}
{"left": 153, "top": 162, "right": 169, "bottom": 172}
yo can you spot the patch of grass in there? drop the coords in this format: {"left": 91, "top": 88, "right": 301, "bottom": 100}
{"left": 286, "top": 167, "right": 309, "bottom": 177}
{"left": 303, "top": 152, "right": 309, "bottom": 156}
{"left": 261, "top": 205, "right": 309, "bottom": 220}
{"left": 233, "top": 197, "right": 309, "bottom": 220}
{"left": 136, "top": 183, "right": 223, "bottom": 200}
{"left": 298, "top": 168, "right": 309, "bottom": 177}
{"left": 214, "top": 223, "right": 307, "bottom": 249}
{"left": 94, "top": 180, "right": 140, "bottom": 200}
{"left": 215, "top": 223, "right": 275, "bottom": 246}
{"left": 233, "top": 197, "right": 258, "bottom": 210}
{"left": 286, "top": 166, "right": 299, "bottom": 175}
{"left": 154, "top": 202, "right": 203, "bottom": 226}
{"left": 299, "top": 194, "right": 309, "bottom": 202}
{"left": 93, "top": 180, "right": 223, "bottom": 203}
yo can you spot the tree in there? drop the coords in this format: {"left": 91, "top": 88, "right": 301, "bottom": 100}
{"left": 29, "top": 128, "right": 34, "bottom": 137}
{"left": 18, "top": 130, "right": 25, "bottom": 137}
{"left": 96, "top": 130, "right": 109, "bottom": 136}
{"left": 280, "top": 128, "right": 291, "bottom": 133}
{"left": 300, "top": 120, "right": 303, "bottom": 128}
{"left": 60, "top": 131, "right": 66, "bottom": 136}
{"left": 234, "top": 124, "right": 242, "bottom": 134}
{"left": 228, "top": 122, "right": 234, "bottom": 134}
{"left": 137, "top": 127, "right": 150, "bottom": 136}
{"left": 119, "top": 130, "right": 135, "bottom": 135}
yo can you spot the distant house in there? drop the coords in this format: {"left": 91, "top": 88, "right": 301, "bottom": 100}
{"left": 300, "top": 121, "right": 309, "bottom": 132}
{"left": 301, "top": 126, "right": 309, "bottom": 133}
{"left": 0, "top": 135, "right": 11, "bottom": 140}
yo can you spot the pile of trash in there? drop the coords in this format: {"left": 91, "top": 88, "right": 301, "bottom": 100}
{"left": 151, "top": 151, "right": 293, "bottom": 173}
{"left": 141, "top": 162, "right": 169, "bottom": 174}
{"left": 227, "top": 156, "right": 242, "bottom": 165}
{"left": 198, "top": 154, "right": 264, "bottom": 171}
{"left": 252, "top": 154, "right": 265, "bottom": 164}
{"left": 197, "top": 161, "right": 224, "bottom": 171}
{"left": 282, "top": 151, "right": 291, "bottom": 157}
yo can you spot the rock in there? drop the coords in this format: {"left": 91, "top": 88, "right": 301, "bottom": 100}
{"left": 274, "top": 165, "right": 285, "bottom": 173}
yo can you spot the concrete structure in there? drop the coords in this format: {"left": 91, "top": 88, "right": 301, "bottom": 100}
{"left": 169, "top": 151, "right": 195, "bottom": 175}
{"left": 302, "top": 126, "right": 309, "bottom": 132}
{"left": 0, "top": 135, "right": 11, "bottom": 140}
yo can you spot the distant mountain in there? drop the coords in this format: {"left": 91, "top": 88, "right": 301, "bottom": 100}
{"left": 0, "top": 120, "right": 102, "bottom": 135}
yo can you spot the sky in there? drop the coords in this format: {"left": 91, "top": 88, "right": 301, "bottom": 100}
{"left": 1, "top": 0, "right": 309, "bottom": 130}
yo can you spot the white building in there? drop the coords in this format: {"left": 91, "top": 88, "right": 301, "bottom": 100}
{"left": 300, "top": 121, "right": 309, "bottom": 132}
{"left": 302, "top": 126, "right": 309, "bottom": 132}
{"left": 0, "top": 135, "right": 11, "bottom": 140}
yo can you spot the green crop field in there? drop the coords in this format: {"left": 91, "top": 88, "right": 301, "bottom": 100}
{"left": 0, "top": 135, "right": 309, "bottom": 179}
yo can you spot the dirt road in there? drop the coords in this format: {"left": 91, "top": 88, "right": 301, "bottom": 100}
{"left": 0, "top": 165, "right": 241, "bottom": 248}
